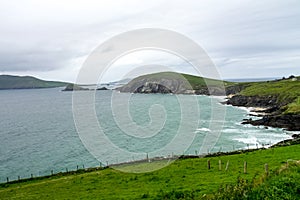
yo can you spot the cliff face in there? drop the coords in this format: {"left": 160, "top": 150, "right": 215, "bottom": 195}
{"left": 242, "top": 114, "right": 300, "bottom": 131}
{"left": 226, "top": 95, "right": 279, "bottom": 108}
{"left": 119, "top": 78, "right": 191, "bottom": 94}
{"left": 118, "top": 76, "right": 226, "bottom": 95}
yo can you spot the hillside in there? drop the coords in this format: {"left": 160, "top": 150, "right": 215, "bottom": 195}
{"left": 226, "top": 76, "right": 300, "bottom": 130}
{"left": 0, "top": 75, "right": 68, "bottom": 90}
{"left": 118, "top": 72, "right": 233, "bottom": 95}
{"left": 0, "top": 144, "right": 299, "bottom": 199}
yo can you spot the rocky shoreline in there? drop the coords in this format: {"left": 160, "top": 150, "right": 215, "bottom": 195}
{"left": 225, "top": 94, "right": 300, "bottom": 131}
{"left": 118, "top": 72, "right": 300, "bottom": 131}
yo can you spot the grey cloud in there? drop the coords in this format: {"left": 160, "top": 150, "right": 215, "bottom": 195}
{"left": 0, "top": 0, "right": 300, "bottom": 80}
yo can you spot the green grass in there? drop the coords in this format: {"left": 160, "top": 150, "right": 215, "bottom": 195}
{"left": 125, "top": 72, "right": 232, "bottom": 91}
{"left": 0, "top": 145, "right": 299, "bottom": 199}
{"left": 239, "top": 78, "right": 300, "bottom": 114}
{"left": 213, "top": 161, "right": 300, "bottom": 199}
{"left": 0, "top": 75, "right": 68, "bottom": 89}
{"left": 240, "top": 79, "right": 300, "bottom": 101}
{"left": 284, "top": 97, "right": 300, "bottom": 114}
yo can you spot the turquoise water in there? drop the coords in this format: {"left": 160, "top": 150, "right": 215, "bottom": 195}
{"left": 0, "top": 88, "right": 292, "bottom": 182}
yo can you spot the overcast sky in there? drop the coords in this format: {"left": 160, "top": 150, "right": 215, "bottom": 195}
{"left": 0, "top": 0, "right": 300, "bottom": 82}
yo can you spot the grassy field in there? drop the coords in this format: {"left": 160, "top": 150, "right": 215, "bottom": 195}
{"left": 0, "top": 144, "right": 299, "bottom": 199}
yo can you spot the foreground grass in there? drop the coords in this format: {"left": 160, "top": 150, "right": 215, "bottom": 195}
{"left": 214, "top": 161, "right": 300, "bottom": 199}
{"left": 0, "top": 145, "right": 299, "bottom": 199}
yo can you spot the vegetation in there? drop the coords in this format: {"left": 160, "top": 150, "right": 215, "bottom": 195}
{"left": 125, "top": 71, "right": 233, "bottom": 90}
{"left": 213, "top": 162, "right": 300, "bottom": 199}
{"left": 239, "top": 77, "right": 300, "bottom": 114}
{"left": 0, "top": 144, "right": 299, "bottom": 199}
{"left": 0, "top": 75, "right": 68, "bottom": 89}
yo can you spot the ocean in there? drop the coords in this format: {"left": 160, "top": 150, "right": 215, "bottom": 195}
{"left": 0, "top": 88, "right": 293, "bottom": 182}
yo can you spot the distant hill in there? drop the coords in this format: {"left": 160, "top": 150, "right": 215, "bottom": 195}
{"left": 0, "top": 75, "right": 68, "bottom": 90}
{"left": 118, "top": 72, "right": 233, "bottom": 95}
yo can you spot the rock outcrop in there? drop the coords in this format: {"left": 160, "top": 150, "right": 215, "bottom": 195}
{"left": 225, "top": 95, "right": 279, "bottom": 108}
{"left": 134, "top": 82, "right": 172, "bottom": 94}
{"left": 226, "top": 95, "right": 300, "bottom": 131}
{"left": 62, "top": 84, "right": 89, "bottom": 91}
{"left": 242, "top": 114, "right": 300, "bottom": 131}
{"left": 97, "top": 87, "right": 108, "bottom": 90}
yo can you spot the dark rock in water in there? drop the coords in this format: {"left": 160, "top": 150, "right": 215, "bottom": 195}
{"left": 62, "top": 84, "right": 89, "bottom": 91}
{"left": 292, "top": 134, "right": 300, "bottom": 139}
{"left": 97, "top": 87, "right": 108, "bottom": 90}
{"left": 242, "top": 114, "right": 300, "bottom": 131}
{"left": 226, "top": 93, "right": 300, "bottom": 131}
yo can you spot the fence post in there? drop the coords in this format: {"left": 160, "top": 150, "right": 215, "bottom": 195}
{"left": 265, "top": 163, "right": 269, "bottom": 176}
{"left": 207, "top": 160, "right": 211, "bottom": 170}
{"left": 6, "top": 177, "right": 9, "bottom": 183}
{"left": 219, "top": 160, "right": 222, "bottom": 170}
{"left": 244, "top": 161, "right": 247, "bottom": 174}
{"left": 225, "top": 160, "right": 229, "bottom": 171}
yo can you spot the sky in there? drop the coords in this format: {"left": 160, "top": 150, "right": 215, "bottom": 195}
{"left": 0, "top": 0, "right": 300, "bottom": 82}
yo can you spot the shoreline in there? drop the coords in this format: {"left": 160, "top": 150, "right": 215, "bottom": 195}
{"left": 1, "top": 139, "right": 299, "bottom": 185}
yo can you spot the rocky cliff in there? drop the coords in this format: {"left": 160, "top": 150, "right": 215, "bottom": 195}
{"left": 118, "top": 72, "right": 227, "bottom": 96}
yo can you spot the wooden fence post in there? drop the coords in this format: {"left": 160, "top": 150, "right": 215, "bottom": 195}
{"left": 207, "top": 160, "right": 211, "bottom": 170}
{"left": 6, "top": 177, "right": 9, "bottom": 183}
{"left": 244, "top": 161, "right": 247, "bottom": 174}
{"left": 225, "top": 160, "right": 229, "bottom": 171}
{"left": 265, "top": 163, "right": 269, "bottom": 176}
{"left": 219, "top": 160, "right": 222, "bottom": 171}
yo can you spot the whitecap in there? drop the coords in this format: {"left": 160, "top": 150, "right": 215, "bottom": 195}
{"left": 195, "top": 128, "right": 211, "bottom": 132}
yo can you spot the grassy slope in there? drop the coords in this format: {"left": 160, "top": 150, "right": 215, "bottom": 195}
{"left": 239, "top": 78, "right": 300, "bottom": 114}
{"left": 214, "top": 162, "right": 300, "bottom": 199}
{"left": 0, "top": 75, "right": 68, "bottom": 89}
{"left": 126, "top": 72, "right": 300, "bottom": 114}
{"left": 0, "top": 145, "right": 299, "bottom": 199}
{"left": 125, "top": 72, "right": 233, "bottom": 90}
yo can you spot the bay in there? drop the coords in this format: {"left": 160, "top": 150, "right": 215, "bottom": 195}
{"left": 0, "top": 88, "right": 292, "bottom": 182}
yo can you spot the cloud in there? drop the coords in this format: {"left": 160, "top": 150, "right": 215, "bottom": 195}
{"left": 0, "top": 0, "right": 300, "bottom": 81}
